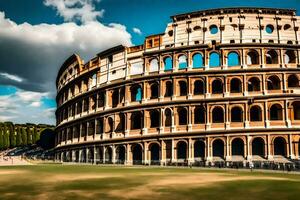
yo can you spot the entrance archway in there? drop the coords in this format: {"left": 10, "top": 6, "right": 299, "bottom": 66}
{"left": 177, "top": 141, "right": 187, "bottom": 161}
{"left": 252, "top": 137, "right": 265, "bottom": 157}
{"left": 231, "top": 138, "right": 244, "bottom": 156}
{"left": 132, "top": 144, "right": 143, "bottom": 165}
{"left": 212, "top": 139, "right": 224, "bottom": 159}
{"left": 116, "top": 145, "right": 126, "bottom": 164}
{"left": 149, "top": 143, "right": 160, "bottom": 165}
{"left": 274, "top": 137, "right": 287, "bottom": 156}
{"left": 194, "top": 140, "right": 205, "bottom": 160}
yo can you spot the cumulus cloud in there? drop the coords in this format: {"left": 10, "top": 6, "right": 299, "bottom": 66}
{"left": 0, "top": 11, "right": 132, "bottom": 96}
{"left": 133, "top": 27, "right": 142, "bottom": 35}
{"left": 44, "top": 0, "right": 104, "bottom": 23}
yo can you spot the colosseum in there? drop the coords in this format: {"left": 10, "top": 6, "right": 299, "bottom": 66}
{"left": 55, "top": 7, "right": 300, "bottom": 167}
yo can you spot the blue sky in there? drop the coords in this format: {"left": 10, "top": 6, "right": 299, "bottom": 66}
{"left": 0, "top": 0, "right": 299, "bottom": 124}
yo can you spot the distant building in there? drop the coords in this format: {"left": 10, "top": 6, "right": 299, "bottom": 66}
{"left": 55, "top": 7, "right": 300, "bottom": 166}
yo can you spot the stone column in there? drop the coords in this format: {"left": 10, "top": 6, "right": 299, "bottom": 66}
{"left": 112, "top": 145, "right": 116, "bottom": 164}
{"left": 171, "top": 139, "right": 175, "bottom": 163}
{"left": 226, "top": 136, "right": 230, "bottom": 161}
{"left": 285, "top": 100, "right": 291, "bottom": 127}
{"left": 267, "top": 134, "right": 273, "bottom": 160}
{"left": 188, "top": 106, "right": 192, "bottom": 132}
{"left": 289, "top": 134, "right": 295, "bottom": 159}
{"left": 160, "top": 140, "right": 166, "bottom": 165}
{"left": 264, "top": 101, "right": 270, "bottom": 127}
{"left": 144, "top": 142, "right": 149, "bottom": 165}
{"left": 247, "top": 135, "right": 252, "bottom": 160}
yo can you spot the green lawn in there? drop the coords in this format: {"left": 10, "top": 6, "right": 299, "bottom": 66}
{"left": 0, "top": 164, "right": 300, "bottom": 200}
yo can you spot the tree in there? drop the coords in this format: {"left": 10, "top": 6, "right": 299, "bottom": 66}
{"left": 22, "top": 127, "right": 27, "bottom": 146}
{"left": 9, "top": 124, "right": 16, "bottom": 148}
{"left": 2, "top": 125, "right": 9, "bottom": 149}
{"left": 16, "top": 126, "right": 23, "bottom": 147}
{"left": 26, "top": 126, "right": 32, "bottom": 145}
{"left": 0, "top": 126, "right": 3, "bottom": 150}
{"left": 32, "top": 126, "right": 39, "bottom": 144}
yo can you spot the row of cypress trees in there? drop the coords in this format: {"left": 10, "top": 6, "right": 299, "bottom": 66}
{"left": 0, "top": 122, "right": 41, "bottom": 150}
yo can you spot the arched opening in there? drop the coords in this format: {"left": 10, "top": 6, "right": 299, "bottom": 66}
{"left": 116, "top": 145, "right": 126, "bottom": 164}
{"left": 194, "top": 140, "right": 205, "bottom": 160}
{"left": 131, "top": 85, "right": 142, "bottom": 102}
{"left": 192, "top": 53, "right": 204, "bottom": 68}
{"left": 112, "top": 90, "right": 119, "bottom": 107}
{"left": 231, "top": 138, "right": 244, "bottom": 156}
{"left": 132, "top": 144, "right": 143, "bottom": 165}
{"left": 177, "top": 141, "right": 187, "bottom": 160}
{"left": 209, "top": 52, "right": 221, "bottom": 67}
{"left": 284, "top": 50, "right": 296, "bottom": 64}
{"left": 107, "top": 117, "right": 114, "bottom": 133}
{"left": 267, "top": 75, "right": 281, "bottom": 90}
{"left": 115, "top": 113, "right": 125, "bottom": 132}
{"left": 247, "top": 50, "right": 259, "bottom": 65}
{"left": 75, "top": 150, "right": 80, "bottom": 162}
{"left": 149, "top": 58, "right": 159, "bottom": 72}
{"left": 273, "top": 137, "right": 287, "bottom": 156}
{"left": 250, "top": 106, "right": 262, "bottom": 121}
{"left": 149, "top": 143, "right": 160, "bottom": 165}
{"left": 212, "top": 139, "right": 224, "bottom": 158}
{"left": 76, "top": 101, "right": 82, "bottom": 114}
{"left": 131, "top": 112, "right": 143, "bottom": 129}
{"left": 178, "top": 107, "right": 188, "bottom": 125}
{"left": 165, "top": 81, "right": 173, "bottom": 97}
{"left": 231, "top": 106, "right": 243, "bottom": 122}
{"left": 105, "top": 147, "right": 112, "bottom": 163}
{"left": 227, "top": 51, "right": 240, "bottom": 66}
{"left": 288, "top": 75, "right": 299, "bottom": 88}
{"left": 150, "top": 110, "right": 160, "bottom": 128}
{"left": 178, "top": 55, "right": 188, "bottom": 69}
{"left": 165, "top": 108, "right": 172, "bottom": 127}
{"left": 194, "top": 80, "right": 205, "bottom": 95}
{"left": 194, "top": 106, "right": 205, "bottom": 124}
{"left": 248, "top": 77, "right": 261, "bottom": 92}
{"left": 270, "top": 104, "right": 283, "bottom": 120}
{"left": 179, "top": 81, "right": 187, "bottom": 96}
{"left": 252, "top": 137, "right": 265, "bottom": 157}
{"left": 212, "top": 79, "right": 223, "bottom": 94}
{"left": 292, "top": 101, "right": 300, "bottom": 120}
{"left": 164, "top": 57, "right": 173, "bottom": 71}
{"left": 266, "top": 50, "right": 278, "bottom": 64}
{"left": 80, "top": 150, "right": 86, "bottom": 163}
{"left": 150, "top": 83, "right": 159, "bottom": 99}
{"left": 230, "top": 78, "right": 242, "bottom": 93}
{"left": 212, "top": 107, "right": 224, "bottom": 123}
{"left": 87, "top": 149, "right": 94, "bottom": 163}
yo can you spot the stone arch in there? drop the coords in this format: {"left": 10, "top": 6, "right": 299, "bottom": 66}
{"left": 178, "top": 54, "right": 188, "bottom": 69}
{"left": 178, "top": 80, "right": 188, "bottom": 96}
{"left": 130, "top": 84, "right": 142, "bottom": 102}
{"left": 230, "top": 106, "right": 243, "bottom": 122}
{"left": 212, "top": 139, "right": 225, "bottom": 158}
{"left": 132, "top": 143, "right": 143, "bottom": 165}
{"left": 273, "top": 137, "right": 287, "bottom": 157}
{"left": 287, "top": 74, "right": 299, "bottom": 88}
{"left": 177, "top": 107, "right": 188, "bottom": 125}
{"left": 250, "top": 105, "right": 263, "bottom": 121}
{"left": 192, "top": 52, "right": 204, "bottom": 68}
{"left": 211, "top": 78, "right": 224, "bottom": 94}
{"left": 105, "top": 146, "right": 112, "bottom": 163}
{"left": 149, "top": 142, "right": 160, "bottom": 164}
{"left": 194, "top": 106, "right": 206, "bottom": 124}
{"left": 212, "top": 106, "right": 224, "bottom": 123}
{"left": 164, "top": 108, "right": 172, "bottom": 127}
{"left": 194, "top": 79, "right": 205, "bottom": 95}
{"left": 269, "top": 103, "right": 283, "bottom": 120}
{"left": 284, "top": 50, "right": 296, "bottom": 64}
{"left": 75, "top": 150, "right": 80, "bottom": 162}
{"left": 230, "top": 78, "right": 242, "bottom": 93}
{"left": 165, "top": 81, "right": 173, "bottom": 97}
{"left": 267, "top": 75, "right": 281, "bottom": 90}
{"left": 115, "top": 113, "right": 125, "bottom": 132}
{"left": 231, "top": 138, "right": 245, "bottom": 156}
{"left": 115, "top": 145, "right": 126, "bottom": 164}
{"left": 112, "top": 89, "right": 119, "bottom": 108}
{"left": 266, "top": 50, "right": 279, "bottom": 64}
{"left": 107, "top": 117, "right": 114, "bottom": 133}
{"left": 227, "top": 51, "right": 240, "bottom": 66}
{"left": 251, "top": 137, "right": 265, "bottom": 157}
{"left": 248, "top": 77, "right": 261, "bottom": 92}
{"left": 150, "top": 82, "right": 159, "bottom": 99}
{"left": 149, "top": 109, "right": 160, "bottom": 128}
{"left": 87, "top": 148, "right": 94, "bottom": 163}
{"left": 209, "top": 52, "right": 221, "bottom": 67}
{"left": 177, "top": 140, "right": 188, "bottom": 160}
{"left": 149, "top": 58, "right": 159, "bottom": 72}
{"left": 292, "top": 101, "right": 300, "bottom": 120}
{"left": 164, "top": 56, "right": 173, "bottom": 71}
{"left": 131, "top": 111, "right": 143, "bottom": 129}
{"left": 247, "top": 50, "right": 259, "bottom": 65}
{"left": 194, "top": 140, "right": 205, "bottom": 160}
{"left": 80, "top": 149, "right": 86, "bottom": 163}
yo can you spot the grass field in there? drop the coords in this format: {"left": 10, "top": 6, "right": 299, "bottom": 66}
{"left": 0, "top": 165, "right": 300, "bottom": 200}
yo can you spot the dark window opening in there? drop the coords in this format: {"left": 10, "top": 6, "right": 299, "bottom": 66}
{"left": 131, "top": 112, "right": 143, "bottom": 129}
{"left": 230, "top": 78, "right": 242, "bottom": 93}
{"left": 212, "top": 107, "right": 224, "bottom": 123}
{"left": 267, "top": 75, "right": 281, "bottom": 90}
{"left": 165, "top": 81, "right": 173, "bottom": 97}
{"left": 231, "top": 107, "right": 243, "bottom": 122}
{"left": 250, "top": 106, "right": 262, "bottom": 121}
{"left": 270, "top": 104, "right": 283, "bottom": 120}
{"left": 194, "top": 106, "right": 205, "bottom": 124}
{"left": 179, "top": 81, "right": 187, "bottom": 96}
{"left": 178, "top": 107, "right": 188, "bottom": 125}
{"left": 194, "top": 80, "right": 205, "bottom": 95}
{"left": 212, "top": 79, "right": 223, "bottom": 94}
{"left": 248, "top": 77, "right": 261, "bottom": 92}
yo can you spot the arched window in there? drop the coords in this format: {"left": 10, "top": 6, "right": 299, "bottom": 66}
{"left": 150, "top": 83, "right": 159, "bottom": 99}
{"left": 231, "top": 138, "right": 244, "bottom": 156}
{"left": 252, "top": 137, "right": 265, "bottom": 157}
{"left": 267, "top": 75, "right": 281, "bottom": 90}
{"left": 107, "top": 117, "right": 114, "bottom": 132}
{"left": 178, "top": 55, "right": 188, "bottom": 69}
{"left": 227, "top": 52, "right": 240, "bottom": 66}
{"left": 165, "top": 81, "right": 173, "bottom": 97}
{"left": 230, "top": 78, "right": 242, "bottom": 93}
{"left": 209, "top": 52, "right": 220, "bottom": 67}
{"left": 149, "top": 143, "right": 160, "bottom": 164}
{"left": 192, "top": 53, "right": 204, "bottom": 68}
{"left": 132, "top": 144, "right": 143, "bottom": 165}
{"left": 247, "top": 50, "right": 259, "bottom": 65}
{"left": 274, "top": 137, "right": 287, "bottom": 156}
{"left": 212, "top": 107, "right": 224, "bottom": 123}
{"left": 250, "top": 106, "right": 262, "bottom": 121}
{"left": 284, "top": 50, "right": 296, "bottom": 64}
{"left": 164, "top": 57, "right": 173, "bottom": 71}
{"left": 292, "top": 102, "right": 300, "bottom": 120}
{"left": 270, "top": 104, "right": 283, "bottom": 120}
{"left": 178, "top": 107, "right": 187, "bottom": 125}
{"left": 112, "top": 90, "right": 119, "bottom": 107}
{"left": 149, "top": 58, "right": 159, "bottom": 72}
{"left": 248, "top": 77, "right": 261, "bottom": 92}
{"left": 194, "top": 80, "right": 205, "bottom": 95}
{"left": 194, "top": 140, "right": 205, "bottom": 159}
{"left": 131, "top": 85, "right": 142, "bottom": 102}
{"left": 194, "top": 106, "right": 205, "bottom": 124}
{"left": 91, "top": 74, "right": 97, "bottom": 87}
{"left": 179, "top": 81, "right": 187, "bottom": 96}
{"left": 115, "top": 113, "right": 125, "bottom": 132}
{"left": 288, "top": 75, "right": 299, "bottom": 88}
{"left": 212, "top": 79, "right": 223, "bottom": 94}
{"left": 266, "top": 50, "right": 278, "bottom": 64}
{"left": 131, "top": 112, "right": 143, "bottom": 129}
{"left": 165, "top": 108, "right": 172, "bottom": 127}
{"left": 177, "top": 141, "right": 187, "bottom": 160}
{"left": 150, "top": 110, "right": 160, "bottom": 128}
{"left": 212, "top": 139, "right": 224, "bottom": 158}
{"left": 231, "top": 107, "right": 243, "bottom": 122}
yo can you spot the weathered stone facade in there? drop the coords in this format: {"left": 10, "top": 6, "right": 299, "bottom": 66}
{"left": 55, "top": 7, "right": 300, "bottom": 166}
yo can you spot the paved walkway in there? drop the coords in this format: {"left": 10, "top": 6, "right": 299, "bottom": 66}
{"left": 0, "top": 155, "right": 31, "bottom": 166}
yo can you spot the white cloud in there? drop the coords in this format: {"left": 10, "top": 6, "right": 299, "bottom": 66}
{"left": 0, "top": 72, "right": 23, "bottom": 83}
{"left": 133, "top": 27, "right": 142, "bottom": 35}
{"left": 44, "top": 0, "right": 104, "bottom": 23}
